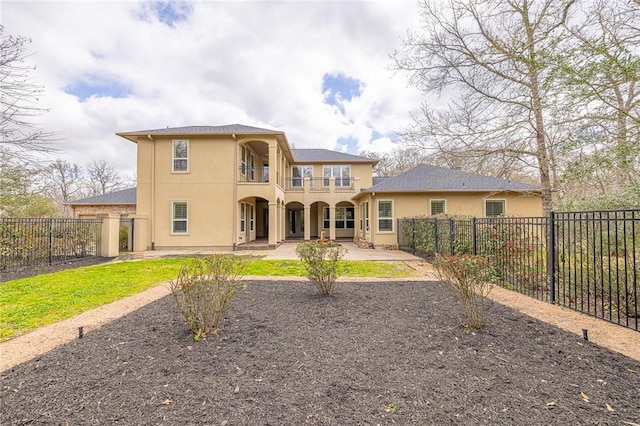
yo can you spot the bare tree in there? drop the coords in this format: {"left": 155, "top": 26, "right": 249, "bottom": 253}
{"left": 40, "top": 159, "right": 82, "bottom": 215}
{"left": 0, "top": 25, "right": 55, "bottom": 161}
{"left": 360, "top": 146, "right": 427, "bottom": 177}
{"left": 393, "top": 0, "right": 577, "bottom": 212}
{"left": 85, "top": 160, "right": 127, "bottom": 196}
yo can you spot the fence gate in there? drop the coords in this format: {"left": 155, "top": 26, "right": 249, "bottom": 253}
{"left": 119, "top": 217, "right": 134, "bottom": 252}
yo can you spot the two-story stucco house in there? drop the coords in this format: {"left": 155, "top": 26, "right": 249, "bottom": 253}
{"left": 117, "top": 124, "right": 543, "bottom": 251}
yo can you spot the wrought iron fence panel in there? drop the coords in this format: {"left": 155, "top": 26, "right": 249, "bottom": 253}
{"left": 553, "top": 210, "right": 639, "bottom": 330}
{"left": 397, "top": 211, "right": 638, "bottom": 331}
{"left": 0, "top": 218, "right": 102, "bottom": 271}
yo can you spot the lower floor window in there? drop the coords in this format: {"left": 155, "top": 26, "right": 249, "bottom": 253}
{"left": 172, "top": 201, "right": 188, "bottom": 233}
{"left": 430, "top": 200, "right": 445, "bottom": 215}
{"left": 377, "top": 200, "right": 393, "bottom": 232}
{"left": 323, "top": 207, "right": 355, "bottom": 229}
{"left": 485, "top": 200, "right": 505, "bottom": 217}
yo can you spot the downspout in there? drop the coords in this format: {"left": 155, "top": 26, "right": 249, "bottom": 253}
{"left": 232, "top": 133, "right": 238, "bottom": 251}
{"left": 148, "top": 134, "right": 156, "bottom": 250}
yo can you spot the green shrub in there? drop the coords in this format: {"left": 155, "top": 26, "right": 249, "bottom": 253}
{"left": 295, "top": 241, "right": 346, "bottom": 295}
{"left": 119, "top": 226, "right": 129, "bottom": 251}
{"left": 435, "top": 253, "right": 495, "bottom": 329}
{"left": 170, "top": 254, "right": 246, "bottom": 340}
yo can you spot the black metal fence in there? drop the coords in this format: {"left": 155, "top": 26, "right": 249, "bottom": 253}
{"left": 398, "top": 210, "right": 640, "bottom": 331}
{"left": 0, "top": 218, "right": 102, "bottom": 271}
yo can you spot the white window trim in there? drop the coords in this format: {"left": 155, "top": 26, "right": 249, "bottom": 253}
{"left": 323, "top": 206, "right": 355, "bottom": 230}
{"left": 484, "top": 199, "right": 507, "bottom": 217}
{"left": 292, "top": 165, "right": 313, "bottom": 187}
{"left": 430, "top": 199, "right": 446, "bottom": 215}
{"left": 172, "top": 140, "right": 189, "bottom": 173}
{"left": 250, "top": 204, "right": 255, "bottom": 231}
{"left": 240, "top": 202, "right": 246, "bottom": 233}
{"left": 377, "top": 200, "right": 394, "bottom": 233}
{"left": 322, "top": 165, "right": 351, "bottom": 187}
{"left": 171, "top": 201, "right": 188, "bottom": 234}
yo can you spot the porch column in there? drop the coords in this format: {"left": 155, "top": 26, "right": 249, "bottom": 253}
{"left": 279, "top": 204, "right": 286, "bottom": 242}
{"left": 329, "top": 205, "right": 336, "bottom": 241}
{"left": 268, "top": 202, "right": 278, "bottom": 246}
{"left": 304, "top": 205, "right": 311, "bottom": 240}
{"left": 268, "top": 144, "right": 277, "bottom": 186}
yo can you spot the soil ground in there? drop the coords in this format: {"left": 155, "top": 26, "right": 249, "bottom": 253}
{"left": 2, "top": 279, "right": 639, "bottom": 425}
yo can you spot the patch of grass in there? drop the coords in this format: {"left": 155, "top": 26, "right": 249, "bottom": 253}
{"left": 243, "top": 259, "right": 418, "bottom": 278}
{"left": 0, "top": 258, "right": 418, "bottom": 341}
{"left": 0, "top": 258, "right": 187, "bottom": 341}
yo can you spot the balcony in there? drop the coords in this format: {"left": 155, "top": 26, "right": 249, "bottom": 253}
{"left": 238, "top": 166, "right": 269, "bottom": 183}
{"left": 284, "top": 176, "right": 360, "bottom": 193}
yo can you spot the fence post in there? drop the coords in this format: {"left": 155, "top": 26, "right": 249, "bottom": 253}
{"left": 472, "top": 217, "right": 477, "bottom": 255}
{"left": 449, "top": 218, "right": 455, "bottom": 255}
{"left": 49, "top": 218, "right": 54, "bottom": 266}
{"left": 548, "top": 211, "right": 556, "bottom": 304}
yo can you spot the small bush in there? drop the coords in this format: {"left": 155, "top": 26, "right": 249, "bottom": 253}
{"left": 435, "top": 253, "right": 495, "bottom": 329}
{"left": 170, "top": 254, "right": 246, "bottom": 340}
{"left": 295, "top": 241, "right": 346, "bottom": 295}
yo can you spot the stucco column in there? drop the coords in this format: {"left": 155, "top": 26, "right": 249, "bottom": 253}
{"left": 268, "top": 202, "right": 278, "bottom": 246}
{"left": 280, "top": 204, "right": 286, "bottom": 242}
{"left": 132, "top": 215, "right": 149, "bottom": 252}
{"left": 268, "top": 144, "right": 277, "bottom": 186}
{"left": 99, "top": 213, "right": 120, "bottom": 258}
{"left": 329, "top": 205, "right": 336, "bottom": 241}
{"left": 304, "top": 205, "right": 311, "bottom": 241}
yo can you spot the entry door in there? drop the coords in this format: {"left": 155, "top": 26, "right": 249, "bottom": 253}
{"left": 289, "top": 210, "right": 304, "bottom": 238}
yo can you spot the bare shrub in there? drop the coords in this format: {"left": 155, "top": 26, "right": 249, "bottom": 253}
{"left": 170, "top": 254, "right": 246, "bottom": 340}
{"left": 435, "top": 253, "right": 495, "bottom": 329}
{"left": 295, "top": 241, "right": 346, "bottom": 295}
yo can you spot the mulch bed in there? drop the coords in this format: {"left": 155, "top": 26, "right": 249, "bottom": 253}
{"left": 0, "top": 257, "right": 113, "bottom": 283}
{"left": 1, "top": 280, "right": 639, "bottom": 425}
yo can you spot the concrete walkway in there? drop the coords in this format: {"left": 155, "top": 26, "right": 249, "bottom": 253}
{"left": 120, "top": 241, "right": 422, "bottom": 262}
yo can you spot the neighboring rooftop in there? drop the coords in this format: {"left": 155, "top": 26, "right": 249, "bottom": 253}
{"left": 360, "top": 164, "right": 540, "bottom": 193}
{"left": 292, "top": 149, "right": 375, "bottom": 163}
{"left": 68, "top": 188, "right": 137, "bottom": 205}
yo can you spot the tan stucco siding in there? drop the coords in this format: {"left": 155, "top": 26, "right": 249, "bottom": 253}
{"left": 137, "top": 136, "right": 237, "bottom": 249}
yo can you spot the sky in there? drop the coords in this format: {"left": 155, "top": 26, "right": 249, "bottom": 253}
{"left": 2, "top": 0, "right": 424, "bottom": 177}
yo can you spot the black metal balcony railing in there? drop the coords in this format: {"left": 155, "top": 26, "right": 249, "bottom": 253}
{"left": 285, "top": 176, "right": 356, "bottom": 191}
{"left": 238, "top": 166, "right": 269, "bottom": 183}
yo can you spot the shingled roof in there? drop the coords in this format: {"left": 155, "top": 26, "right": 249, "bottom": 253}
{"left": 361, "top": 164, "right": 540, "bottom": 193}
{"left": 118, "top": 124, "right": 282, "bottom": 136}
{"left": 292, "top": 149, "right": 375, "bottom": 163}
{"left": 68, "top": 188, "right": 137, "bottom": 205}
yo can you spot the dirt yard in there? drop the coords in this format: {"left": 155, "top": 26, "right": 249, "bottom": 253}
{"left": 1, "top": 280, "right": 639, "bottom": 425}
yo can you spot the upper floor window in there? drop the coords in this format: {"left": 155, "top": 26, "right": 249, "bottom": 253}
{"left": 292, "top": 165, "right": 313, "bottom": 187}
{"left": 323, "top": 165, "right": 351, "bottom": 187}
{"left": 485, "top": 200, "right": 505, "bottom": 217}
{"left": 173, "top": 140, "right": 189, "bottom": 172}
{"left": 430, "top": 200, "right": 446, "bottom": 215}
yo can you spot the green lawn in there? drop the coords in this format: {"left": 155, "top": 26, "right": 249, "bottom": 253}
{"left": 0, "top": 257, "right": 418, "bottom": 341}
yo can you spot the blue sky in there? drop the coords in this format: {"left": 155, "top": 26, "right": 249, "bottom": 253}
{"left": 3, "top": 1, "right": 423, "bottom": 175}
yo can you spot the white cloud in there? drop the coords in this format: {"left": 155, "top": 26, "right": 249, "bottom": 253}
{"left": 3, "top": 0, "right": 423, "bottom": 177}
